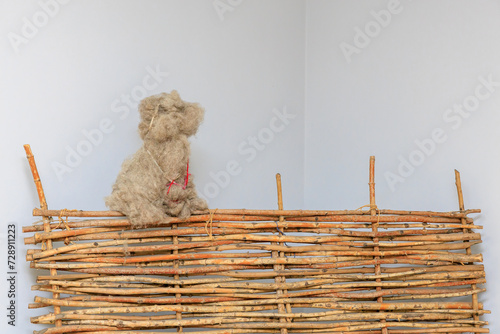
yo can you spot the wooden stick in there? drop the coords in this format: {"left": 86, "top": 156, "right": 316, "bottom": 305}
{"left": 456, "top": 169, "right": 480, "bottom": 330}
{"left": 171, "top": 221, "right": 182, "bottom": 332}
{"left": 27, "top": 212, "right": 474, "bottom": 226}
{"left": 24, "top": 144, "right": 62, "bottom": 328}
{"left": 273, "top": 173, "right": 290, "bottom": 334}
{"left": 27, "top": 223, "right": 480, "bottom": 245}
{"left": 30, "top": 239, "right": 233, "bottom": 260}
{"left": 22, "top": 219, "right": 483, "bottom": 233}
{"left": 34, "top": 295, "right": 483, "bottom": 311}
{"left": 368, "top": 156, "right": 388, "bottom": 334}
{"left": 34, "top": 318, "right": 488, "bottom": 331}
{"left": 40, "top": 277, "right": 486, "bottom": 293}
{"left": 32, "top": 208, "right": 480, "bottom": 218}
{"left": 34, "top": 248, "right": 480, "bottom": 264}
{"left": 34, "top": 310, "right": 481, "bottom": 324}
{"left": 26, "top": 228, "right": 483, "bottom": 245}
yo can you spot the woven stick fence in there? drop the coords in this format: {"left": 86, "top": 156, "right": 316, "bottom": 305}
{"left": 23, "top": 146, "right": 489, "bottom": 333}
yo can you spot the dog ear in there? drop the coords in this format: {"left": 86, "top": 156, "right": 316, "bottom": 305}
{"left": 159, "top": 90, "right": 180, "bottom": 111}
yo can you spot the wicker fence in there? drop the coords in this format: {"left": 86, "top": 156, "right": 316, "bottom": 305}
{"left": 23, "top": 146, "right": 489, "bottom": 333}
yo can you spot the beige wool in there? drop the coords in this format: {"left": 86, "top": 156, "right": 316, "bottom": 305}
{"left": 105, "top": 90, "right": 208, "bottom": 227}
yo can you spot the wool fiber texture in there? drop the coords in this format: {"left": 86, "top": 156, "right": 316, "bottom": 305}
{"left": 106, "top": 90, "right": 208, "bottom": 227}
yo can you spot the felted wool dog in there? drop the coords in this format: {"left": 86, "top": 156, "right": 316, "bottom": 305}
{"left": 105, "top": 90, "right": 208, "bottom": 227}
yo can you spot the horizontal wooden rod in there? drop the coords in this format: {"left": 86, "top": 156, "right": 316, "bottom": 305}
{"left": 32, "top": 208, "right": 481, "bottom": 218}
{"left": 23, "top": 220, "right": 482, "bottom": 233}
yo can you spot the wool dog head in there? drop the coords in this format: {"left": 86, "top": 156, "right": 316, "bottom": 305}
{"left": 138, "top": 91, "right": 204, "bottom": 141}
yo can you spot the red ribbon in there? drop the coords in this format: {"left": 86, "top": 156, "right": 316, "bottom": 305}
{"left": 166, "top": 160, "right": 191, "bottom": 195}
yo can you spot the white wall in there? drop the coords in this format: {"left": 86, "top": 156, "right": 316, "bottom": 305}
{"left": 306, "top": 0, "right": 500, "bottom": 331}
{"left": 1, "top": 0, "right": 498, "bottom": 332}
{"left": 0, "top": 0, "right": 304, "bottom": 331}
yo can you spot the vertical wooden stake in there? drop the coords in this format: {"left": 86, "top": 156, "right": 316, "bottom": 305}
{"left": 369, "top": 156, "right": 388, "bottom": 334}
{"left": 172, "top": 222, "right": 182, "bottom": 332}
{"left": 23, "top": 144, "right": 62, "bottom": 327}
{"left": 369, "top": 156, "right": 376, "bottom": 216}
{"left": 276, "top": 174, "right": 283, "bottom": 211}
{"left": 455, "top": 170, "right": 479, "bottom": 327}
{"left": 276, "top": 174, "right": 292, "bottom": 320}
{"left": 275, "top": 173, "right": 291, "bottom": 333}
